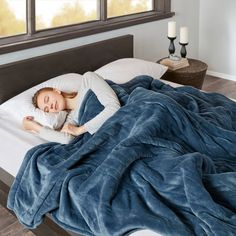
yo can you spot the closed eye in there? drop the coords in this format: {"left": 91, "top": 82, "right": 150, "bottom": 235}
{"left": 44, "top": 96, "right": 49, "bottom": 104}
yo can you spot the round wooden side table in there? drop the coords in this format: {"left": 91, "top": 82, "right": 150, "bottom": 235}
{"left": 157, "top": 58, "right": 208, "bottom": 89}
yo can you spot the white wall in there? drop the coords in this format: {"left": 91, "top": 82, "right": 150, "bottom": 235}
{"left": 0, "top": 0, "right": 200, "bottom": 65}
{"left": 199, "top": 0, "right": 236, "bottom": 80}
{"left": 171, "top": 0, "right": 200, "bottom": 59}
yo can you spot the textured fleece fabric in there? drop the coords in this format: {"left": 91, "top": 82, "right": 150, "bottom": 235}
{"left": 8, "top": 76, "right": 236, "bottom": 236}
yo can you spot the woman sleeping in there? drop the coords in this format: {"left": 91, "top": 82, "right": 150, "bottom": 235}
{"left": 8, "top": 75, "right": 236, "bottom": 236}
{"left": 22, "top": 72, "right": 121, "bottom": 144}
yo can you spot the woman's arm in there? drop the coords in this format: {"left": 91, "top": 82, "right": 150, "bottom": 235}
{"left": 61, "top": 124, "right": 87, "bottom": 136}
{"left": 22, "top": 116, "right": 75, "bottom": 144}
{"left": 22, "top": 116, "right": 42, "bottom": 133}
{"left": 39, "top": 126, "right": 74, "bottom": 144}
{"left": 81, "top": 72, "right": 121, "bottom": 134}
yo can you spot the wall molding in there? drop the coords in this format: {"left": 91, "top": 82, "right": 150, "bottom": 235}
{"left": 207, "top": 70, "right": 236, "bottom": 82}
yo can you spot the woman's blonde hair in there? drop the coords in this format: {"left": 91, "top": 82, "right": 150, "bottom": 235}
{"left": 32, "top": 87, "right": 77, "bottom": 108}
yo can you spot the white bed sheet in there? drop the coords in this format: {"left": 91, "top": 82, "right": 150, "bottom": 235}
{"left": 0, "top": 109, "right": 47, "bottom": 177}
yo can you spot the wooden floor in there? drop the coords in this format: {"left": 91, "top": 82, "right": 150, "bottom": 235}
{"left": 202, "top": 75, "right": 236, "bottom": 99}
{"left": 0, "top": 190, "right": 35, "bottom": 236}
{"left": 0, "top": 75, "right": 236, "bottom": 236}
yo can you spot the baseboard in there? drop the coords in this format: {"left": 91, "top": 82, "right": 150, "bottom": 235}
{"left": 207, "top": 70, "right": 236, "bottom": 82}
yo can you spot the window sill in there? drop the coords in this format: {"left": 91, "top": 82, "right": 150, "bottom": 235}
{"left": 0, "top": 11, "right": 174, "bottom": 55}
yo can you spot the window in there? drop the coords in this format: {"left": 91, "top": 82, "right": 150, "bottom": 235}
{"left": 0, "top": 0, "right": 174, "bottom": 54}
{"left": 0, "top": 0, "right": 26, "bottom": 38}
{"left": 107, "top": 0, "right": 153, "bottom": 18}
{"left": 35, "top": 0, "right": 99, "bottom": 30}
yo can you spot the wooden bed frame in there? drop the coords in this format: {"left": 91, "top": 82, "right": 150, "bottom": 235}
{"left": 0, "top": 34, "right": 134, "bottom": 236}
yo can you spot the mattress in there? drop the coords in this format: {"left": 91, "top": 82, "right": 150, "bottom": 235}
{"left": 0, "top": 109, "right": 47, "bottom": 177}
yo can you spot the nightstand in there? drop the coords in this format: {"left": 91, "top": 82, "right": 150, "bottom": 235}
{"left": 158, "top": 58, "right": 208, "bottom": 89}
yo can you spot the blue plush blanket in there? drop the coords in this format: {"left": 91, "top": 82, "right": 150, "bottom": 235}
{"left": 8, "top": 76, "right": 236, "bottom": 236}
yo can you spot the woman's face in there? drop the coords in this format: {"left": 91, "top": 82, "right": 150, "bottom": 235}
{"left": 37, "top": 89, "right": 66, "bottom": 113}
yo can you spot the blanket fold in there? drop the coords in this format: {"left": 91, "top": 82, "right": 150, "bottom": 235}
{"left": 8, "top": 76, "right": 236, "bottom": 236}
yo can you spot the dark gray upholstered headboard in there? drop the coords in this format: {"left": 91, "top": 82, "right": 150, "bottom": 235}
{"left": 0, "top": 34, "right": 133, "bottom": 104}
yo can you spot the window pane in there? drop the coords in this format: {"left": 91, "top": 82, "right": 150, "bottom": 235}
{"left": 0, "top": 0, "right": 26, "bottom": 38}
{"left": 36, "top": 0, "right": 99, "bottom": 30}
{"left": 107, "top": 0, "right": 153, "bottom": 18}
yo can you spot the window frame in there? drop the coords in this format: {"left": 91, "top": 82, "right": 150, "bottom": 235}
{"left": 0, "top": 0, "right": 174, "bottom": 54}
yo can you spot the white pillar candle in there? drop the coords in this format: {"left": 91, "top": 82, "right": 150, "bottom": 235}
{"left": 180, "top": 27, "right": 189, "bottom": 44}
{"left": 168, "top": 21, "right": 176, "bottom": 38}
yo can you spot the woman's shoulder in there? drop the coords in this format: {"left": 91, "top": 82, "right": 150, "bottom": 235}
{"left": 82, "top": 72, "right": 107, "bottom": 91}
{"left": 83, "top": 71, "right": 105, "bottom": 83}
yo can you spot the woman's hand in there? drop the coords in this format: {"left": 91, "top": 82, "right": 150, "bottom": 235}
{"left": 22, "top": 116, "right": 42, "bottom": 133}
{"left": 61, "top": 123, "right": 86, "bottom": 136}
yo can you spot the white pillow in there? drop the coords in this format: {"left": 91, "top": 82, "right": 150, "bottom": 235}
{"left": 95, "top": 58, "right": 168, "bottom": 84}
{"left": 0, "top": 73, "right": 82, "bottom": 129}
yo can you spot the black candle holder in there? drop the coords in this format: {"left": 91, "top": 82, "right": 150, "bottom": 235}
{"left": 168, "top": 36, "right": 177, "bottom": 56}
{"left": 179, "top": 43, "right": 188, "bottom": 58}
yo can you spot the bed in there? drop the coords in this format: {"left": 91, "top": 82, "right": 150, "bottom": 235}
{"left": 0, "top": 35, "right": 164, "bottom": 236}
{"left": 1, "top": 34, "right": 236, "bottom": 236}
